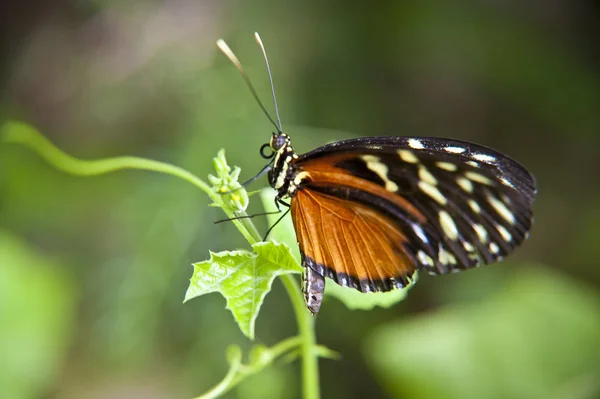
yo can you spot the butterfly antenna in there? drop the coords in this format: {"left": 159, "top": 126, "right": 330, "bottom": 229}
{"left": 216, "top": 38, "right": 279, "bottom": 130}
{"left": 254, "top": 32, "right": 283, "bottom": 133}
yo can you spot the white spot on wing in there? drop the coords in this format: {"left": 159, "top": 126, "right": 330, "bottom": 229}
{"left": 408, "top": 138, "right": 425, "bottom": 149}
{"left": 398, "top": 149, "right": 419, "bottom": 164}
{"left": 412, "top": 225, "right": 429, "bottom": 244}
{"left": 439, "top": 210, "right": 459, "bottom": 240}
{"left": 500, "top": 177, "right": 515, "bottom": 188}
{"left": 444, "top": 146, "right": 466, "bottom": 154}
{"left": 472, "top": 153, "right": 496, "bottom": 162}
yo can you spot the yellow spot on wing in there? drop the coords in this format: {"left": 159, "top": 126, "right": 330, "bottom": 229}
{"left": 468, "top": 199, "right": 481, "bottom": 213}
{"left": 361, "top": 155, "right": 399, "bottom": 192}
{"left": 439, "top": 247, "right": 456, "bottom": 265}
{"left": 457, "top": 177, "right": 473, "bottom": 193}
{"left": 489, "top": 242, "right": 500, "bottom": 254}
{"left": 465, "top": 171, "right": 492, "bottom": 185}
{"left": 473, "top": 224, "right": 488, "bottom": 243}
{"left": 497, "top": 225, "right": 512, "bottom": 242}
{"left": 418, "top": 181, "right": 447, "bottom": 205}
{"left": 486, "top": 194, "right": 516, "bottom": 225}
{"left": 398, "top": 150, "right": 419, "bottom": 164}
{"left": 436, "top": 162, "right": 457, "bottom": 172}
{"left": 418, "top": 166, "right": 438, "bottom": 185}
{"left": 293, "top": 171, "right": 311, "bottom": 185}
{"left": 417, "top": 250, "right": 434, "bottom": 266}
{"left": 439, "top": 210, "right": 459, "bottom": 240}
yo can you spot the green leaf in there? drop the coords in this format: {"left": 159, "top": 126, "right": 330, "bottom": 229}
{"left": 185, "top": 242, "right": 301, "bottom": 339}
{"left": 260, "top": 188, "right": 413, "bottom": 311}
{"left": 252, "top": 241, "right": 302, "bottom": 275}
{"left": 365, "top": 266, "right": 600, "bottom": 399}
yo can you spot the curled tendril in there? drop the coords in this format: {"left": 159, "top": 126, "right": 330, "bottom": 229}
{"left": 260, "top": 143, "right": 274, "bottom": 159}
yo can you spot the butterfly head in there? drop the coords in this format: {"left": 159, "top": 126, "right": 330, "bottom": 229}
{"left": 269, "top": 131, "right": 289, "bottom": 152}
{"left": 261, "top": 132, "right": 301, "bottom": 198}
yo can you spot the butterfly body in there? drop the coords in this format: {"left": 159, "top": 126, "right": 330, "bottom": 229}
{"left": 265, "top": 133, "right": 536, "bottom": 314}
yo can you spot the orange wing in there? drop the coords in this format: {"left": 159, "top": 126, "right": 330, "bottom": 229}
{"left": 291, "top": 187, "right": 417, "bottom": 293}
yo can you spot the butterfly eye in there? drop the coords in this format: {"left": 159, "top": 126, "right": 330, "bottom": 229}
{"left": 270, "top": 133, "right": 287, "bottom": 151}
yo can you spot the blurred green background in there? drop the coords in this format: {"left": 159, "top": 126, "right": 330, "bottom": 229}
{"left": 1, "top": 1, "right": 599, "bottom": 398}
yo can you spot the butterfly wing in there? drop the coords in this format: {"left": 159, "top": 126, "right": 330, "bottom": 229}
{"left": 291, "top": 136, "right": 536, "bottom": 287}
{"left": 291, "top": 188, "right": 418, "bottom": 290}
{"left": 291, "top": 187, "right": 418, "bottom": 314}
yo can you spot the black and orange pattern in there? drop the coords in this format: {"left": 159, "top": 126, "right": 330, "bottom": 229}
{"left": 266, "top": 134, "right": 536, "bottom": 314}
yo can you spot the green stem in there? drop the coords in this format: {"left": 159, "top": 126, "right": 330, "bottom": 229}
{"left": 192, "top": 347, "right": 243, "bottom": 399}
{"left": 226, "top": 336, "right": 303, "bottom": 388}
{"left": 3, "top": 121, "right": 320, "bottom": 398}
{"left": 242, "top": 227, "right": 320, "bottom": 399}
{"left": 240, "top": 208, "right": 320, "bottom": 397}
{"left": 192, "top": 336, "right": 303, "bottom": 399}
{"left": 1, "top": 122, "right": 257, "bottom": 243}
{"left": 281, "top": 275, "right": 320, "bottom": 399}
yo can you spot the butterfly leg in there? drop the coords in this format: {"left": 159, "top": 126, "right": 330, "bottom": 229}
{"left": 262, "top": 199, "right": 290, "bottom": 241}
{"left": 239, "top": 162, "right": 273, "bottom": 188}
{"left": 218, "top": 162, "right": 273, "bottom": 195}
{"left": 215, "top": 196, "right": 288, "bottom": 225}
{"left": 302, "top": 265, "right": 326, "bottom": 315}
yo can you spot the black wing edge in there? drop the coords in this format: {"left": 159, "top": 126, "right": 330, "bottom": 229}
{"left": 296, "top": 136, "right": 537, "bottom": 203}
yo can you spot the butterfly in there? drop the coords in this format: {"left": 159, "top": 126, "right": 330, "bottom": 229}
{"left": 217, "top": 34, "right": 537, "bottom": 314}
